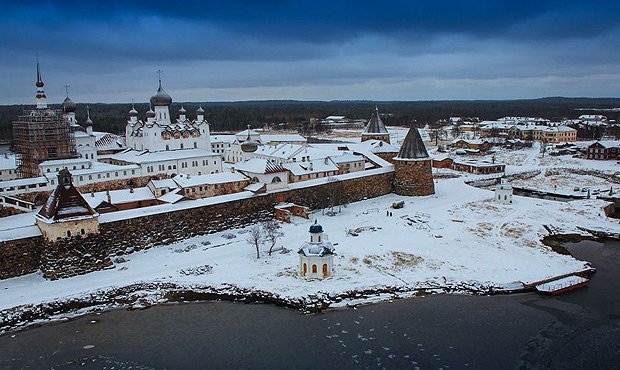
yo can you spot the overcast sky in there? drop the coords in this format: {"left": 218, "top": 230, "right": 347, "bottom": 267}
{"left": 1, "top": 0, "right": 619, "bottom": 105}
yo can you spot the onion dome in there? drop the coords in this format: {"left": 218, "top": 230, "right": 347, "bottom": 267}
{"left": 150, "top": 79, "right": 172, "bottom": 107}
{"left": 129, "top": 103, "right": 138, "bottom": 116}
{"left": 196, "top": 106, "right": 205, "bottom": 113}
{"left": 35, "top": 61, "right": 44, "bottom": 88}
{"left": 146, "top": 108, "right": 155, "bottom": 118}
{"left": 85, "top": 106, "right": 93, "bottom": 126}
{"left": 241, "top": 140, "right": 259, "bottom": 153}
{"left": 240, "top": 127, "right": 259, "bottom": 152}
{"left": 309, "top": 220, "right": 323, "bottom": 233}
{"left": 62, "top": 96, "right": 77, "bottom": 113}
{"left": 178, "top": 106, "right": 186, "bottom": 114}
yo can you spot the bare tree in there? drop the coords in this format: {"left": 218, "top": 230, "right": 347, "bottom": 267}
{"left": 247, "top": 225, "right": 262, "bottom": 259}
{"left": 327, "top": 177, "right": 345, "bottom": 213}
{"left": 261, "top": 219, "right": 282, "bottom": 256}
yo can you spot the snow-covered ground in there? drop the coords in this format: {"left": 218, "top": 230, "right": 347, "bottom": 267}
{"left": 2, "top": 174, "right": 617, "bottom": 316}
{"left": 1, "top": 143, "right": 619, "bottom": 328}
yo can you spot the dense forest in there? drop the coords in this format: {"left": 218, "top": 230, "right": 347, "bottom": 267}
{"left": 1, "top": 97, "right": 619, "bottom": 142}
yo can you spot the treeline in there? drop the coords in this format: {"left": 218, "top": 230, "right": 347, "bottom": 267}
{"left": 1, "top": 97, "right": 619, "bottom": 141}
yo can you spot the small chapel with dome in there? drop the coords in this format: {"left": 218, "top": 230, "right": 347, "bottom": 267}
{"left": 298, "top": 220, "right": 335, "bottom": 279}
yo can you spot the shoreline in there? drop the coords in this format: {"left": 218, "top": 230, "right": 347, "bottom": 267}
{"left": 1, "top": 231, "right": 614, "bottom": 336}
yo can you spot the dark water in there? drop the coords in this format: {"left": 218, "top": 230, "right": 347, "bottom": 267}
{"left": 1, "top": 240, "right": 619, "bottom": 370}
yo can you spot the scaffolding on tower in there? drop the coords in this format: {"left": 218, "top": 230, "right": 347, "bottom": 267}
{"left": 12, "top": 108, "right": 77, "bottom": 178}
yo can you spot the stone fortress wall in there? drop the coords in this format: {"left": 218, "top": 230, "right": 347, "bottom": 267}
{"left": 1, "top": 171, "right": 395, "bottom": 280}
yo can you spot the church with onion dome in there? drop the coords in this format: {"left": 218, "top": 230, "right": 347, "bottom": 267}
{"left": 107, "top": 77, "right": 223, "bottom": 177}
{"left": 298, "top": 220, "right": 335, "bottom": 279}
{"left": 125, "top": 78, "right": 212, "bottom": 153}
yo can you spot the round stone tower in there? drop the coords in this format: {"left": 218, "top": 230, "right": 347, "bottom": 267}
{"left": 393, "top": 127, "right": 435, "bottom": 196}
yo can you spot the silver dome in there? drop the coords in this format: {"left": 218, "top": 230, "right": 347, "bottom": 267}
{"left": 150, "top": 80, "right": 172, "bottom": 107}
{"left": 241, "top": 140, "right": 259, "bottom": 153}
{"left": 62, "top": 96, "right": 77, "bottom": 113}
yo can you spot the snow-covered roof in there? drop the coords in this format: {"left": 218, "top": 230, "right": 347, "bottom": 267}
{"left": 84, "top": 187, "right": 155, "bottom": 208}
{"left": 282, "top": 158, "right": 339, "bottom": 176}
{"left": 150, "top": 178, "right": 178, "bottom": 189}
{"left": 0, "top": 154, "right": 16, "bottom": 170}
{"left": 556, "top": 126, "right": 577, "bottom": 132}
{"left": 579, "top": 115, "right": 607, "bottom": 121}
{"left": 94, "top": 132, "right": 127, "bottom": 151}
{"left": 73, "top": 131, "right": 93, "bottom": 139}
{"left": 244, "top": 182, "right": 266, "bottom": 193}
{"left": 298, "top": 241, "right": 335, "bottom": 257}
{"left": 39, "top": 158, "right": 91, "bottom": 167}
{"left": 592, "top": 140, "right": 620, "bottom": 149}
{"left": 158, "top": 188, "right": 185, "bottom": 203}
{"left": 453, "top": 159, "right": 505, "bottom": 167}
{"left": 355, "top": 139, "right": 400, "bottom": 153}
{"left": 210, "top": 135, "right": 236, "bottom": 143}
{"left": 0, "top": 176, "right": 48, "bottom": 190}
{"left": 451, "top": 139, "right": 488, "bottom": 145}
{"left": 172, "top": 172, "right": 249, "bottom": 188}
{"left": 261, "top": 134, "right": 307, "bottom": 143}
{"left": 109, "top": 148, "right": 219, "bottom": 164}
{"left": 330, "top": 153, "right": 365, "bottom": 164}
{"left": 234, "top": 158, "right": 287, "bottom": 174}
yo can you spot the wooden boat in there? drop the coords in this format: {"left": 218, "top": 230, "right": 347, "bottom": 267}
{"left": 535, "top": 275, "right": 589, "bottom": 295}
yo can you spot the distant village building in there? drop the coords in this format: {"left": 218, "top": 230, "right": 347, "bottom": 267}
{"left": 451, "top": 160, "right": 505, "bottom": 174}
{"left": 361, "top": 107, "right": 390, "bottom": 144}
{"left": 479, "top": 120, "right": 577, "bottom": 143}
{"left": 35, "top": 169, "right": 99, "bottom": 241}
{"left": 495, "top": 175, "right": 513, "bottom": 204}
{"left": 579, "top": 115, "right": 608, "bottom": 125}
{"left": 450, "top": 139, "right": 491, "bottom": 152}
{"left": 393, "top": 127, "right": 435, "bottom": 196}
{"left": 298, "top": 220, "right": 335, "bottom": 279}
{"left": 586, "top": 141, "right": 620, "bottom": 160}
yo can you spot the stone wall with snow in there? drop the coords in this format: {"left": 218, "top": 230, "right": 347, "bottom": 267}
{"left": 1, "top": 171, "right": 395, "bottom": 280}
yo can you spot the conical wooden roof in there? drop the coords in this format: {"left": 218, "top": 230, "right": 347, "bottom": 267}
{"left": 38, "top": 169, "right": 97, "bottom": 221}
{"left": 396, "top": 127, "right": 429, "bottom": 159}
{"left": 363, "top": 107, "right": 388, "bottom": 134}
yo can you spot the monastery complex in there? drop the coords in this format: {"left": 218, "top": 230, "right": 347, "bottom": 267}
{"left": 0, "top": 64, "right": 434, "bottom": 280}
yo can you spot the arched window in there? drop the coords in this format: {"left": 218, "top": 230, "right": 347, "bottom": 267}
{"left": 271, "top": 176, "right": 282, "bottom": 183}
{"left": 194, "top": 142, "right": 197, "bottom": 148}
{"left": 180, "top": 143, "right": 184, "bottom": 149}
{"left": 166, "top": 145, "right": 170, "bottom": 151}
{"left": 322, "top": 264, "right": 329, "bottom": 277}
{"left": 67, "top": 230, "right": 71, "bottom": 237}
{"left": 312, "top": 264, "right": 317, "bottom": 273}
{"left": 81, "top": 228, "right": 85, "bottom": 235}
{"left": 303, "top": 263, "right": 307, "bottom": 275}
{"left": 318, "top": 235, "right": 321, "bottom": 243}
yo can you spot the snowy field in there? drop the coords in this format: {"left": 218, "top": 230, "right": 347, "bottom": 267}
{"left": 2, "top": 176, "right": 616, "bottom": 316}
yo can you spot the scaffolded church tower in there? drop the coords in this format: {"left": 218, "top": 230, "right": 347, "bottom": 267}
{"left": 13, "top": 62, "right": 76, "bottom": 178}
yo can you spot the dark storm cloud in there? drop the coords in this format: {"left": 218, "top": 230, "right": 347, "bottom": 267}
{"left": 0, "top": 0, "right": 619, "bottom": 103}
